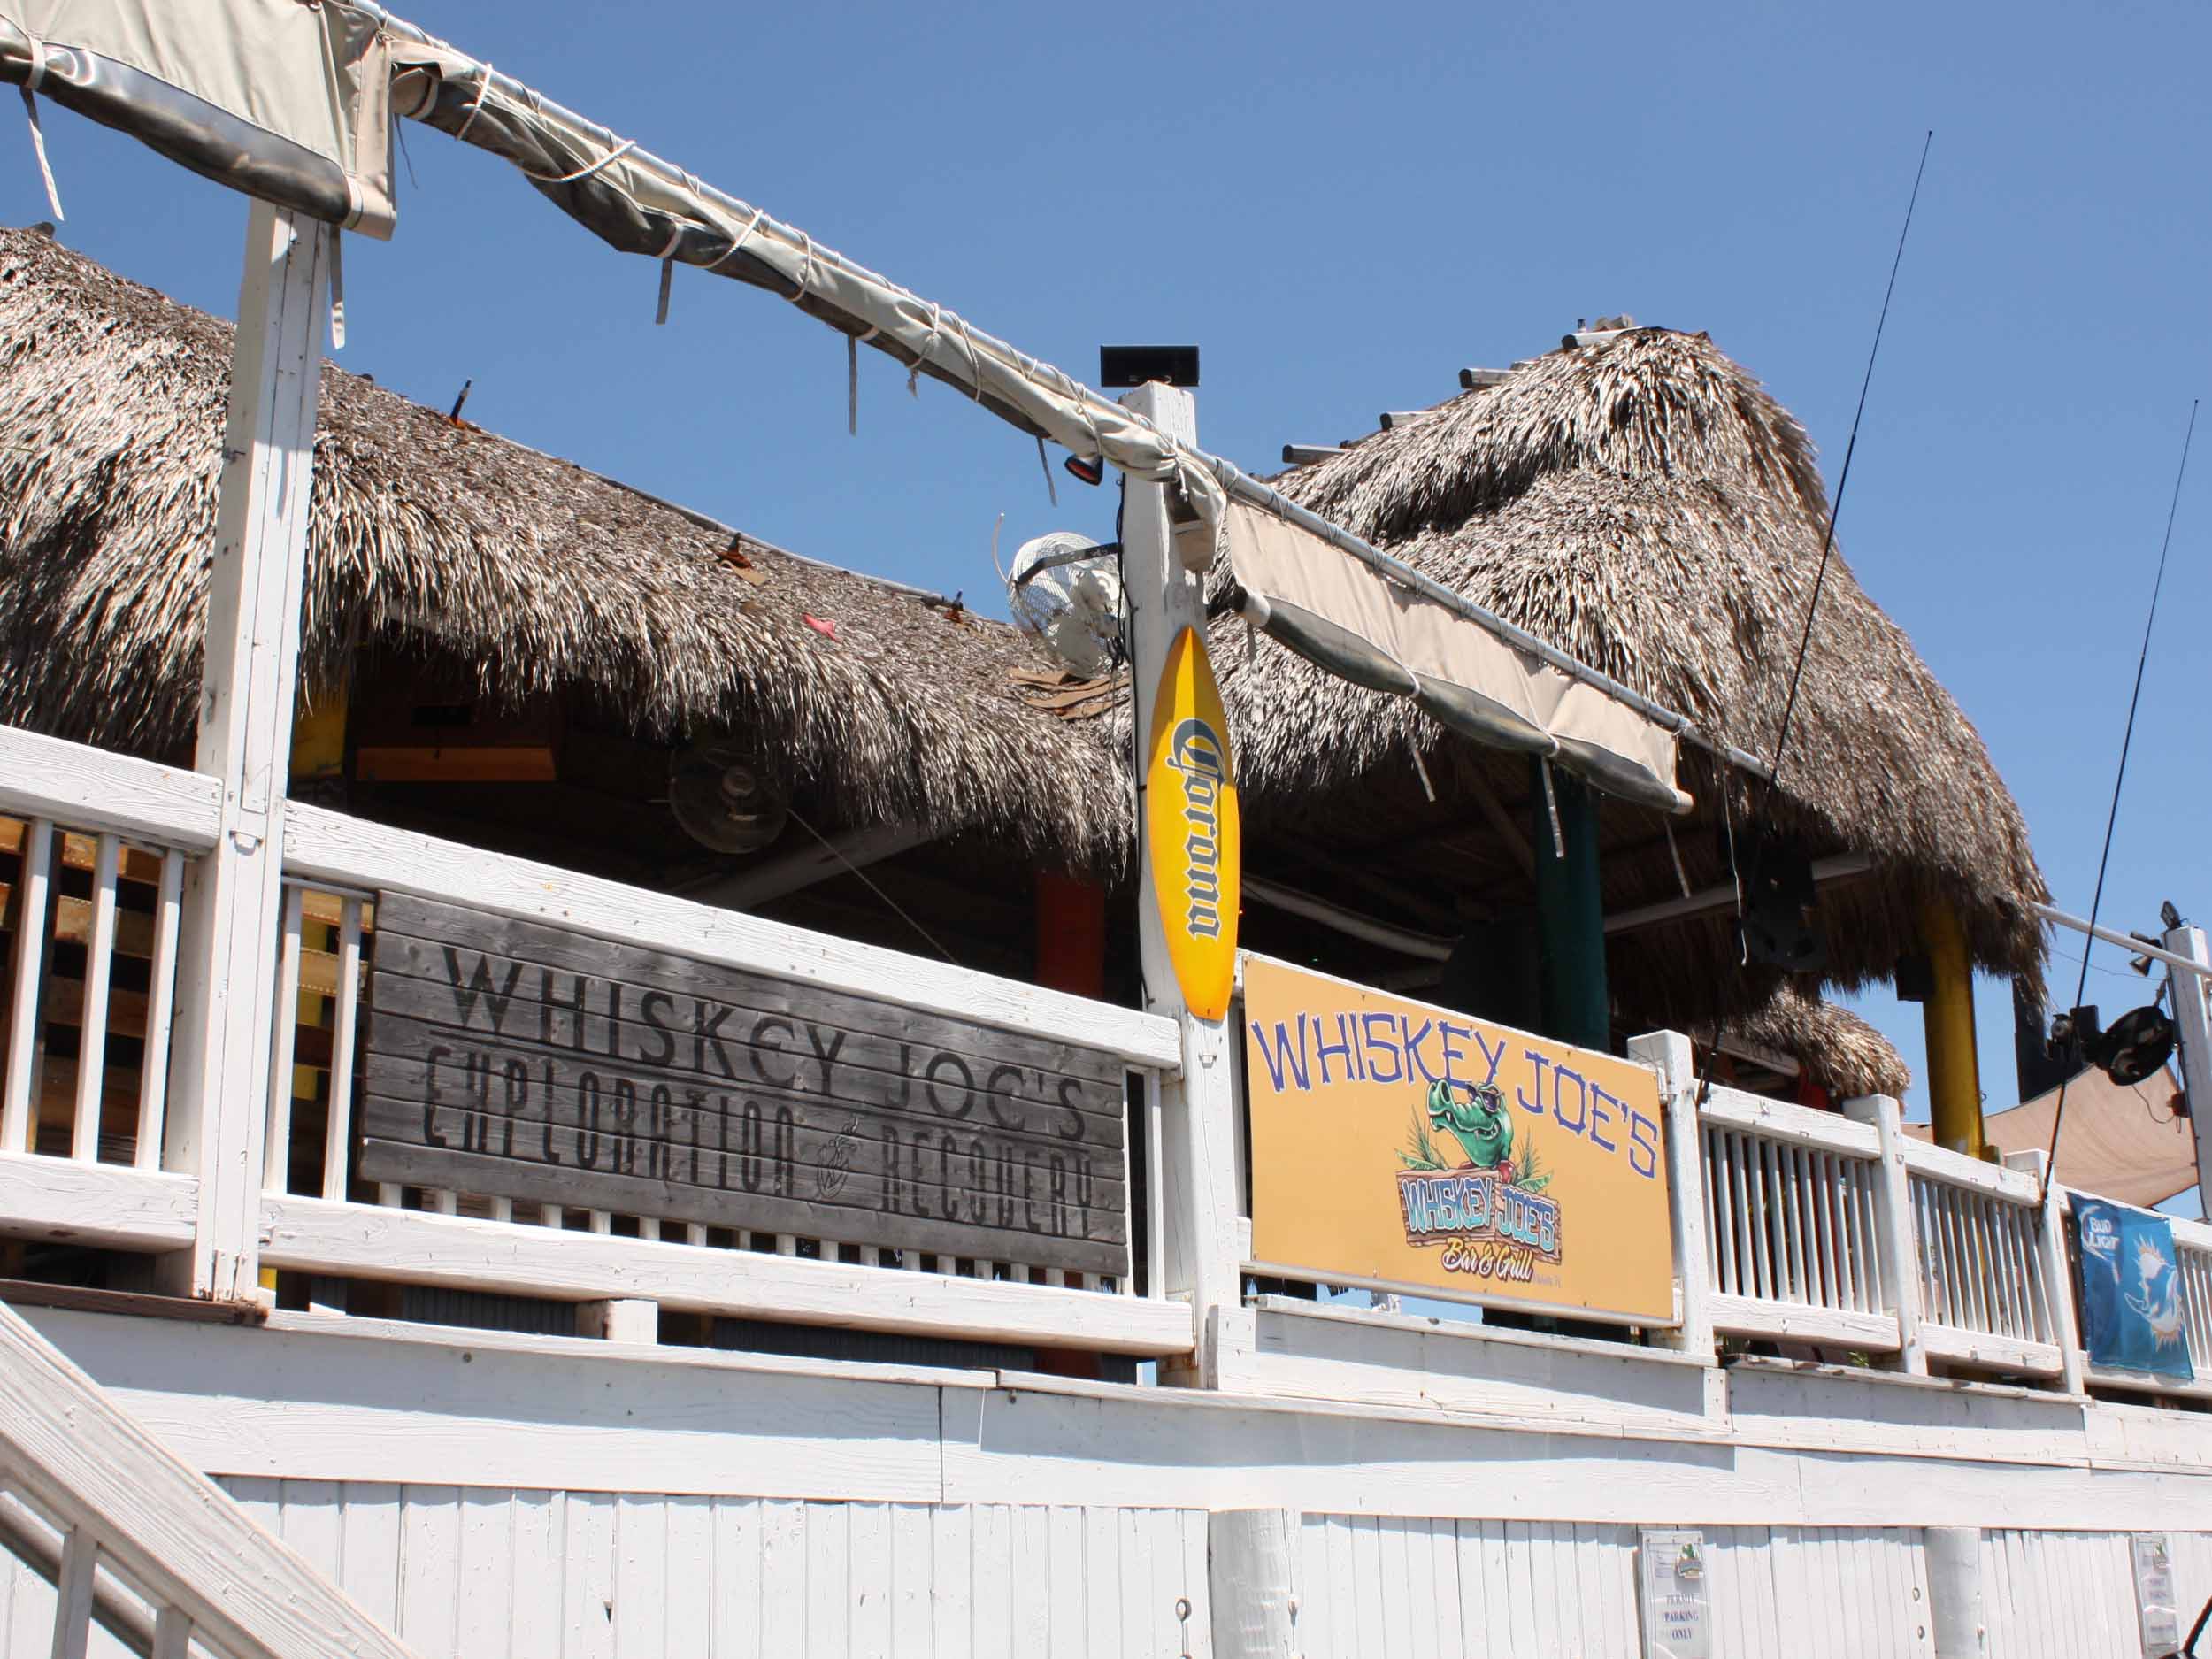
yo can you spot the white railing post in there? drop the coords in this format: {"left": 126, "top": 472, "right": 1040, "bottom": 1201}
{"left": 1632, "top": 1031, "right": 1713, "bottom": 1358}
{"left": 2167, "top": 924, "right": 2212, "bottom": 1221}
{"left": 2007, "top": 1148, "right": 2087, "bottom": 1395}
{"left": 1843, "top": 1094, "right": 1928, "bottom": 1375}
{"left": 1121, "top": 381, "right": 1241, "bottom": 1387}
{"left": 160, "top": 199, "right": 328, "bottom": 1302}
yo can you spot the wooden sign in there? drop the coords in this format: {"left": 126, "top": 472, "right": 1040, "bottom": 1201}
{"left": 359, "top": 894, "right": 1129, "bottom": 1276}
{"left": 1144, "top": 626, "right": 1239, "bottom": 1021}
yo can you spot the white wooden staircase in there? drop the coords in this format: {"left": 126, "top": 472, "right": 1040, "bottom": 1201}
{"left": 0, "top": 1297, "right": 418, "bottom": 1658}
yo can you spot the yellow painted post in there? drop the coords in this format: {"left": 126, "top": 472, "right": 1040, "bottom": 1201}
{"left": 1920, "top": 900, "right": 1985, "bottom": 1158}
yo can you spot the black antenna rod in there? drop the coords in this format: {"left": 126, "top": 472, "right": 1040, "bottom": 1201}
{"left": 2046, "top": 399, "right": 2199, "bottom": 1173}
{"left": 1696, "top": 130, "right": 1933, "bottom": 1102}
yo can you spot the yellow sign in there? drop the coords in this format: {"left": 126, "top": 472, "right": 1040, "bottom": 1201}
{"left": 1145, "top": 626, "right": 1240, "bottom": 1021}
{"left": 1242, "top": 955, "right": 1675, "bottom": 1322}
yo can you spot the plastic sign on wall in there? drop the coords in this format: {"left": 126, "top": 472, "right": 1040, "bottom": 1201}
{"left": 1145, "top": 626, "right": 1240, "bottom": 1021}
{"left": 1636, "top": 1531, "right": 1710, "bottom": 1659}
{"left": 2133, "top": 1533, "right": 2179, "bottom": 1658}
{"left": 1242, "top": 956, "right": 1675, "bottom": 1320}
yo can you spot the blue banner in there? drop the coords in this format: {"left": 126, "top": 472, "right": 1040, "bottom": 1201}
{"left": 2074, "top": 1195, "right": 2195, "bottom": 1379}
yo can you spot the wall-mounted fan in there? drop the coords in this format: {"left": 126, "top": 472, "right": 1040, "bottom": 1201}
{"left": 1005, "top": 532, "right": 1124, "bottom": 679}
{"left": 669, "top": 741, "right": 787, "bottom": 855}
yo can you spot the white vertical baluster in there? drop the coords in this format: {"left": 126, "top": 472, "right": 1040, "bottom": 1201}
{"left": 1725, "top": 1141, "right": 1761, "bottom": 1310}
{"left": 319, "top": 896, "right": 363, "bottom": 1201}
{"left": 686, "top": 1222, "right": 707, "bottom": 1247}
{"left": 2, "top": 817, "right": 54, "bottom": 1153}
{"left": 134, "top": 849, "right": 185, "bottom": 1171}
{"left": 1706, "top": 1127, "right": 1736, "bottom": 1294}
{"left": 377, "top": 1181, "right": 403, "bottom": 1206}
{"left": 428, "top": 1189, "right": 457, "bottom": 1216}
{"left": 261, "top": 884, "right": 306, "bottom": 1194}
{"left": 488, "top": 1197, "right": 513, "bottom": 1223}
{"left": 69, "top": 833, "right": 121, "bottom": 1163}
{"left": 1990, "top": 1202, "right": 2024, "bottom": 1340}
{"left": 589, "top": 1210, "right": 611, "bottom": 1234}
{"left": 151, "top": 1607, "right": 192, "bottom": 1659}
{"left": 541, "top": 1203, "right": 563, "bottom": 1227}
{"left": 1855, "top": 1161, "right": 1885, "bottom": 1310}
{"left": 639, "top": 1217, "right": 661, "bottom": 1241}
{"left": 51, "top": 1524, "right": 96, "bottom": 1659}
{"left": 1768, "top": 1140, "right": 1795, "bottom": 1300}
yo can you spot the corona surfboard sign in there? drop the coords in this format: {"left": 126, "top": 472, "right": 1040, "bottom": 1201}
{"left": 1144, "top": 626, "right": 1240, "bottom": 1021}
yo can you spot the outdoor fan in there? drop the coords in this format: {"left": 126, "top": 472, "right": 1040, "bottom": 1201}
{"left": 2052, "top": 1002, "right": 2177, "bottom": 1088}
{"left": 1003, "top": 532, "right": 1124, "bottom": 679}
{"left": 668, "top": 740, "right": 788, "bottom": 855}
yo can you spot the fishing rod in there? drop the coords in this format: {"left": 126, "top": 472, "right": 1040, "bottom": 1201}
{"left": 1695, "top": 130, "right": 1934, "bottom": 1102}
{"left": 2045, "top": 400, "right": 2198, "bottom": 1171}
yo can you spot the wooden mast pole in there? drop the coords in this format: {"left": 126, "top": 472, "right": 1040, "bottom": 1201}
{"left": 1120, "top": 381, "right": 1241, "bottom": 1388}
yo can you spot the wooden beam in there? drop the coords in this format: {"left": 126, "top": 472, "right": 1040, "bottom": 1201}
{"left": 1603, "top": 854, "right": 1875, "bottom": 937}
{"left": 1280, "top": 444, "right": 1342, "bottom": 465}
{"left": 682, "top": 819, "right": 933, "bottom": 909}
{"left": 1464, "top": 770, "right": 1536, "bottom": 876}
{"left": 1242, "top": 875, "right": 1454, "bottom": 962}
{"left": 1458, "top": 367, "right": 1511, "bottom": 389}
{"left": 259, "top": 1194, "right": 1195, "bottom": 1356}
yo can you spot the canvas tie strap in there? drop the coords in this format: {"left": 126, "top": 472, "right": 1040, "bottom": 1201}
{"left": 1034, "top": 434, "right": 1057, "bottom": 506}
{"left": 1540, "top": 756, "right": 1566, "bottom": 861}
{"left": 327, "top": 225, "right": 345, "bottom": 349}
{"left": 848, "top": 325, "right": 879, "bottom": 435}
{"left": 18, "top": 35, "right": 61, "bottom": 222}
{"left": 455, "top": 63, "right": 496, "bottom": 140}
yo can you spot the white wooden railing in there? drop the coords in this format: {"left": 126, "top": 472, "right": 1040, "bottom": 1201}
{"left": 0, "top": 1294, "right": 419, "bottom": 1658}
{"left": 1905, "top": 1141, "right": 2067, "bottom": 1377}
{"left": 257, "top": 802, "right": 1191, "bottom": 1355}
{"left": 20, "top": 719, "right": 2212, "bottom": 1408}
{"left": 1697, "top": 1087, "right": 1899, "bottom": 1353}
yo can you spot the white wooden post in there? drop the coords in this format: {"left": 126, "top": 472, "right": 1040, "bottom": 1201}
{"left": 1631, "top": 1030, "right": 1713, "bottom": 1357}
{"left": 1208, "top": 1509, "right": 1298, "bottom": 1659}
{"left": 1122, "top": 382, "right": 1243, "bottom": 1387}
{"left": 161, "top": 200, "right": 329, "bottom": 1302}
{"left": 579, "top": 1297, "right": 659, "bottom": 1344}
{"left": 2166, "top": 925, "right": 2212, "bottom": 1221}
{"left": 2006, "top": 1147, "right": 2087, "bottom": 1395}
{"left": 1924, "top": 1526, "right": 1985, "bottom": 1659}
{"left": 1843, "top": 1094, "right": 1929, "bottom": 1375}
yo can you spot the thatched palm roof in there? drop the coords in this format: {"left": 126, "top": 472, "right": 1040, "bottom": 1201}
{"left": 1226, "top": 325, "right": 2047, "bottom": 1023}
{"left": 0, "top": 227, "right": 1123, "bottom": 869}
{"left": 0, "top": 234, "right": 1916, "bottom": 1095}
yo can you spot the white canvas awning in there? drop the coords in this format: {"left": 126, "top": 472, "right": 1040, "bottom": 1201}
{"left": 1224, "top": 503, "right": 1688, "bottom": 811}
{"left": 0, "top": 0, "right": 397, "bottom": 235}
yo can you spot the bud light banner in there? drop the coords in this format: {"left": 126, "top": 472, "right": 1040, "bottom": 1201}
{"left": 1241, "top": 955, "right": 1675, "bottom": 1322}
{"left": 2074, "top": 1195, "right": 2194, "bottom": 1380}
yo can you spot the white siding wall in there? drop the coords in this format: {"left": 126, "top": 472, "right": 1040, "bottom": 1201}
{"left": 14, "top": 1487, "right": 2207, "bottom": 1658}
{"left": 1292, "top": 1517, "right": 1938, "bottom": 1659}
{"left": 215, "top": 1480, "right": 1214, "bottom": 1659}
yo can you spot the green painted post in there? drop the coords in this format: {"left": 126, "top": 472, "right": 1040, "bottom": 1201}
{"left": 1531, "top": 758, "right": 1609, "bottom": 1051}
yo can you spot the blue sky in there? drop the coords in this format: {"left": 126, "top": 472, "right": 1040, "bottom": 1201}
{"left": 15, "top": 1, "right": 2208, "bottom": 1143}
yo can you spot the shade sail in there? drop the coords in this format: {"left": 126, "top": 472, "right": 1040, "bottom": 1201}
{"left": 0, "top": 0, "right": 397, "bottom": 235}
{"left": 1907, "top": 1066, "right": 2195, "bottom": 1210}
{"left": 1224, "top": 503, "right": 1687, "bottom": 811}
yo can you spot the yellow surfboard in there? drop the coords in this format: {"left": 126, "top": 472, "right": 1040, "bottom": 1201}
{"left": 1145, "top": 626, "right": 1240, "bottom": 1021}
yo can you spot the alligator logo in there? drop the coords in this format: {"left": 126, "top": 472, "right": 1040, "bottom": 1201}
{"left": 1398, "top": 1080, "right": 1562, "bottom": 1266}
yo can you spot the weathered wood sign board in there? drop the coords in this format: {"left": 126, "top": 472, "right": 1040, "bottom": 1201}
{"left": 359, "top": 894, "right": 1130, "bottom": 1275}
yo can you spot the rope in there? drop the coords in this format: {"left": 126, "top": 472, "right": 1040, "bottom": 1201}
{"left": 18, "top": 34, "right": 62, "bottom": 221}
{"left": 1695, "top": 131, "right": 1932, "bottom": 1103}
{"left": 2047, "top": 399, "right": 2199, "bottom": 1172}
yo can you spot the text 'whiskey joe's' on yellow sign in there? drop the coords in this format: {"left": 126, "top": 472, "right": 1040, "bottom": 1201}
{"left": 1144, "top": 626, "right": 1240, "bottom": 1021}
{"left": 1242, "top": 956, "right": 1676, "bottom": 1322}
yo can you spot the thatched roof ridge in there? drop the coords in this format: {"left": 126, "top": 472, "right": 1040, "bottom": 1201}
{"left": 1231, "top": 326, "right": 2047, "bottom": 987}
{"left": 1732, "top": 984, "right": 1910, "bottom": 1101}
{"left": 0, "top": 227, "right": 1124, "bottom": 868}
